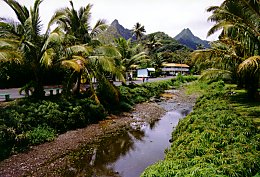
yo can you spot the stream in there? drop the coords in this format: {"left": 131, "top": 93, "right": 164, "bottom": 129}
{"left": 60, "top": 95, "right": 193, "bottom": 177}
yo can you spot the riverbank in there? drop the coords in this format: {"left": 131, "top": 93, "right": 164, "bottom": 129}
{"left": 142, "top": 81, "right": 260, "bottom": 177}
{"left": 0, "top": 85, "right": 197, "bottom": 177}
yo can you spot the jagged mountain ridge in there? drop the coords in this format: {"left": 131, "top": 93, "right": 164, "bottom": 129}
{"left": 174, "top": 28, "right": 210, "bottom": 50}
{"left": 109, "top": 19, "right": 133, "bottom": 40}
{"left": 106, "top": 20, "right": 209, "bottom": 50}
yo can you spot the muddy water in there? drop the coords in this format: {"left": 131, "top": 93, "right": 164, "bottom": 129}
{"left": 62, "top": 101, "right": 192, "bottom": 177}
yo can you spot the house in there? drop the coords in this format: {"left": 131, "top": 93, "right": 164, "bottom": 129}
{"left": 161, "top": 63, "right": 190, "bottom": 75}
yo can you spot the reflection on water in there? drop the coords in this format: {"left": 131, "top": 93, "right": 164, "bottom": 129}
{"left": 61, "top": 103, "right": 192, "bottom": 177}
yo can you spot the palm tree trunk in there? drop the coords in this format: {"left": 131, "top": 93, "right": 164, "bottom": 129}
{"left": 73, "top": 70, "right": 82, "bottom": 95}
{"left": 32, "top": 67, "right": 45, "bottom": 98}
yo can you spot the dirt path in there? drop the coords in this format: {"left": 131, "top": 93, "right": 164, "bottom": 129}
{"left": 0, "top": 87, "right": 197, "bottom": 177}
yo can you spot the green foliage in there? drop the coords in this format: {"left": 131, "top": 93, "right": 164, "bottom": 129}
{"left": 119, "top": 79, "right": 172, "bottom": 104}
{"left": 0, "top": 76, "right": 196, "bottom": 161}
{"left": 118, "top": 101, "right": 133, "bottom": 112}
{"left": 142, "top": 81, "right": 260, "bottom": 177}
{"left": 170, "top": 74, "right": 198, "bottom": 88}
{"left": 0, "top": 97, "right": 106, "bottom": 160}
{"left": 27, "top": 125, "right": 56, "bottom": 145}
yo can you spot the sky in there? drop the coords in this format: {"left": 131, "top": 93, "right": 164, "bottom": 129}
{"left": 0, "top": 0, "right": 223, "bottom": 41}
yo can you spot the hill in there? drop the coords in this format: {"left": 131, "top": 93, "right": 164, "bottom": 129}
{"left": 174, "top": 28, "right": 210, "bottom": 50}
{"left": 143, "top": 32, "right": 189, "bottom": 53}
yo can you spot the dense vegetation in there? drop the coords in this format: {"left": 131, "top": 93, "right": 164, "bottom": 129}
{"left": 142, "top": 81, "right": 260, "bottom": 177}
{"left": 191, "top": 0, "right": 260, "bottom": 100}
{"left": 0, "top": 1, "right": 259, "bottom": 176}
{"left": 0, "top": 75, "right": 197, "bottom": 161}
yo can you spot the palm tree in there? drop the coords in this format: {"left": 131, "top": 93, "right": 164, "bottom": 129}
{"left": 0, "top": 0, "right": 62, "bottom": 97}
{"left": 193, "top": 0, "right": 260, "bottom": 99}
{"left": 191, "top": 39, "right": 243, "bottom": 77}
{"left": 132, "top": 22, "right": 146, "bottom": 41}
{"left": 114, "top": 37, "right": 148, "bottom": 80}
{"left": 90, "top": 45, "right": 124, "bottom": 105}
{"left": 49, "top": 1, "right": 107, "bottom": 45}
{"left": 49, "top": 1, "right": 108, "bottom": 95}
{"left": 238, "top": 56, "right": 260, "bottom": 99}
{"left": 207, "top": 0, "right": 260, "bottom": 57}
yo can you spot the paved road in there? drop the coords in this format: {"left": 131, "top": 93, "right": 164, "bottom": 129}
{"left": 0, "top": 76, "right": 175, "bottom": 101}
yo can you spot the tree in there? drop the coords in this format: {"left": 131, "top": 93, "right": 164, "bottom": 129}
{"left": 192, "top": 0, "right": 260, "bottom": 99}
{"left": 114, "top": 37, "right": 148, "bottom": 80}
{"left": 49, "top": 0, "right": 108, "bottom": 95}
{"left": 132, "top": 22, "right": 146, "bottom": 41}
{"left": 49, "top": 1, "right": 107, "bottom": 45}
{"left": 0, "top": 0, "right": 62, "bottom": 97}
{"left": 238, "top": 56, "right": 260, "bottom": 99}
{"left": 207, "top": 0, "right": 260, "bottom": 57}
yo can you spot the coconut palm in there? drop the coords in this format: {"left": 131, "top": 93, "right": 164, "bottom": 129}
{"left": 90, "top": 45, "right": 125, "bottom": 105}
{"left": 132, "top": 22, "right": 146, "bottom": 41}
{"left": 238, "top": 56, "right": 260, "bottom": 99}
{"left": 114, "top": 37, "right": 148, "bottom": 80}
{"left": 49, "top": 0, "right": 107, "bottom": 45}
{"left": 0, "top": 0, "right": 62, "bottom": 97}
{"left": 193, "top": 0, "right": 260, "bottom": 99}
{"left": 49, "top": 1, "right": 108, "bottom": 95}
{"left": 207, "top": 0, "right": 260, "bottom": 59}
{"left": 192, "top": 39, "right": 242, "bottom": 75}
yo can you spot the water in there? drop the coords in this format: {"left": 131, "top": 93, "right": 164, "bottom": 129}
{"left": 63, "top": 101, "right": 192, "bottom": 177}
{"left": 108, "top": 111, "right": 183, "bottom": 177}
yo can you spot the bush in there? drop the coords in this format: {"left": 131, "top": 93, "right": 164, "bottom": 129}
{"left": 0, "top": 97, "right": 106, "bottom": 160}
{"left": 118, "top": 101, "right": 133, "bottom": 112}
{"left": 27, "top": 125, "right": 56, "bottom": 145}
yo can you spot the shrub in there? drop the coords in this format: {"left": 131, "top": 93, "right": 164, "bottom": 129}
{"left": 118, "top": 101, "right": 133, "bottom": 112}
{"left": 27, "top": 125, "right": 56, "bottom": 145}
{"left": 0, "top": 97, "right": 106, "bottom": 160}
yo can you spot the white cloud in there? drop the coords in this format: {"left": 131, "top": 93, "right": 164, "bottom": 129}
{"left": 0, "top": 0, "right": 223, "bottom": 41}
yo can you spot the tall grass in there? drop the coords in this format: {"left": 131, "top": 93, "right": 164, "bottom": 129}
{"left": 142, "top": 80, "right": 260, "bottom": 177}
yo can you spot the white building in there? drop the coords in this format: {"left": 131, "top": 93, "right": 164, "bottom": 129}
{"left": 161, "top": 63, "right": 190, "bottom": 75}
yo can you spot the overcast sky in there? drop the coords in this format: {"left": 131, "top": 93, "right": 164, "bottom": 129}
{"left": 0, "top": 0, "right": 223, "bottom": 41}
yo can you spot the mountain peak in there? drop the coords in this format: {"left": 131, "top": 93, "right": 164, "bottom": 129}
{"left": 109, "top": 19, "right": 133, "bottom": 40}
{"left": 111, "top": 19, "right": 119, "bottom": 26}
{"left": 182, "top": 28, "right": 193, "bottom": 35}
{"left": 174, "top": 28, "right": 210, "bottom": 50}
{"left": 175, "top": 28, "right": 194, "bottom": 40}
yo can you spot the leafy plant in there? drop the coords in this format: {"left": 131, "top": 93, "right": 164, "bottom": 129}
{"left": 27, "top": 125, "right": 56, "bottom": 145}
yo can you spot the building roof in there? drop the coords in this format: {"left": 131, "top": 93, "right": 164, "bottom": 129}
{"left": 162, "top": 63, "right": 190, "bottom": 68}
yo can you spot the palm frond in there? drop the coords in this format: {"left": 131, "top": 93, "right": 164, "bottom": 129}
{"left": 81, "top": 4, "right": 92, "bottom": 25}
{"left": 66, "top": 45, "right": 92, "bottom": 56}
{"left": 0, "top": 47, "right": 23, "bottom": 63}
{"left": 2, "top": 0, "right": 29, "bottom": 25}
{"left": 199, "top": 68, "right": 232, "bottom": 82}
{"left": 90, "top": 19, "right": 107, "bottom": 37}
{"left": 89, "top": 55, "right": 115, "bottom": 73}
{"left": 94, "top": 45, "right": 121, "bottom": 58}
{"left": 238, "top": 55, "right": 260, "bottom": 75}
{"left": 48, "top": 8, "right": 68, "bottom": 28}
{"left": 40, "top": 48, "right": 55, "bottom": 67}
{"left": 61, "top": 59, "right": 81, "bottom": 72}
{"left": 42, "top": 27, "right": 64, "bottom": 51}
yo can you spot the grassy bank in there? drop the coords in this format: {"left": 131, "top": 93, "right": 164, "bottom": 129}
{"left": 0, "top": 75, "right": 197, "bottom": 161}
{"left": 141, "top": 81, "right": 260, "bottom": 177}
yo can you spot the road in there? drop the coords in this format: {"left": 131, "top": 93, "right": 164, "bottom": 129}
{"left": 0, "top": 76, "right": 175, "bottom": 101}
